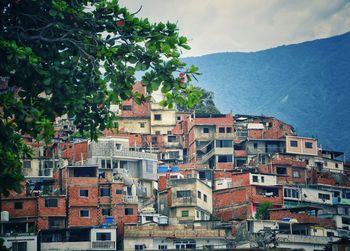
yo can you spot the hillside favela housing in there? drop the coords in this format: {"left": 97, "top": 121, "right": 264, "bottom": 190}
{"left": 2, "top": 82, "right": 350, "bottom": 251}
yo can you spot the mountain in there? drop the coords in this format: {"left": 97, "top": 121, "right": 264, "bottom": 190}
{"left": 183, "top": 31, "right": 350, "bottom": 157}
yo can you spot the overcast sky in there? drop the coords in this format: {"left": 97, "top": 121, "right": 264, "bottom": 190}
{"left": 119, "top": 0, "right": 350, "bottom": 57}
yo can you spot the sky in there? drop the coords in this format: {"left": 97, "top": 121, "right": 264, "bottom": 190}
{"left": 119, "top": 0, "right": 350, "bottom": 57}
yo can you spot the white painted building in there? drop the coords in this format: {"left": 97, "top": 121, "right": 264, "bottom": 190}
{"left": 2, "top": 233, "right": 37, "bottom": 251}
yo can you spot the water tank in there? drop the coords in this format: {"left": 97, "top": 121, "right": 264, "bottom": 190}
{"left": 1, "top": 211, "right": 9, "bottom": 221}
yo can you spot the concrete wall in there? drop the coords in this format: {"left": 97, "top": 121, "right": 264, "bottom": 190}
{"left": 118, "top": 118, "right": 150, "bottom": 134}
{"left": 249, "top": 173, "right": 277, "bottom": 186}
{"left": 286, "top": 136, "right": 318, "bottom": 156}
{"left": 3, "top": 234, "right": 37, "bottom": 251}
{"left": 41, "top": 241, "right": 90, "bottom": 251}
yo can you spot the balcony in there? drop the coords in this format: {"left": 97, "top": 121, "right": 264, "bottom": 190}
{"left": 124, "top": 195, "right": 138, "bottom": 204}
{"left": 91, "top": 241, "right": 116, "bottom": 250}
{"left": 277, "top": 234, "right": 334, "bottom": 245}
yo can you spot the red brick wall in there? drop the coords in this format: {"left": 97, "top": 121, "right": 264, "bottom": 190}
{"left": 216, "top": 162, "right": 234, "bottom": 170}
{"left": 214, "top": 187, "right": 249, "bottom": 208}
{"left": 61, "top": 141, "right": 88, "bottom": 163}
{"left": 68, "top": 207, "right": 98, "bottom": 226}
{"left": 231, "top": 173, "right": 250, "bottom": 187}
{"left": 2, "top": 198, "right": 37, "bottom": 218}
{"left": 158, "top": 176, "right": 168, "bottom": 191}
{"left": 215, "top": 203, "right": 251, "bottom": 221}
{"left": 38, "top": 196, "right": 66, "bottom": 217}
{"left": 68, "top": 183, "right": 98, "bottom": 207}
{"left": 120, "top": 82, "right": 150, "bottom": 118}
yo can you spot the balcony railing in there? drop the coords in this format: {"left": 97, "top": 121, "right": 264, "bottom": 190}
{"left": 91, "top": 241, "right": 116, "bottom": 249}
{"left": 277, "top": 234, "right": 333, "bottom": 245}
{"left": 124, "top": 195, "right": 138, "bottom": 204}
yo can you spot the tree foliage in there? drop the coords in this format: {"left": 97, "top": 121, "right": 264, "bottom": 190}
{"left": 0, "top": 0, "right": 201, "bottom": 196}
{"left": 177, "top": 87, "right": 220, "bottom": 114}
{"left": 255, "top": 202, "right": 273, "bottom": 220}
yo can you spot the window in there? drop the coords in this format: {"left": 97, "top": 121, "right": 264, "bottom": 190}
{"left": 216, "top": 140, "right": 233, "bottom": 148}
{"left": 276, "top": 166, "right": 287, "bottom": 175}
{"left": 116, "top": 189, "right": 123, "bottom": 195}
{"left": 253, "top": 143, "right": 258, "bottom": 149}
{"left": 140, "top": 122, "right": 145, "bottom": 128}
{"left": 203, "top": 128, "right": 209, "bottom": 133}
{"left": 177, "top": 190, "right": 191, "bottom": 198}
{"left": 204, "top": 194, "right": 207, "bottom": 202}
{"left": 12, "top": 242, "right": 27, "bottom": 251}
{"left": 122, "top": 105, "right": 132, "bottom": 111}
{"left": 100, "top": 188, "right": 111, "bottom": 197}
{"left": 284, "top": 188, "right": 299, "bottom": 198}
{"left": 177, "top": 116, "right": 181, "bottom": 121}
{"left": 218, "top": 155, "right": 232, "bottom": 162}
{"left": 14, "top": 202, "right": 23, "bottom": 209}
{"left": 197, "top": 191, "right": 202, "bottom": 199}
{"left": 45, "top": 198, "right": 58, "bottom": 208}
{"left": 102, "top": 208, "right": 111, "bottom": 216}
{"left": 23, "top": 160, "right": 31, "bottom": 168}
{"left": 319, "top": 193, "right": 330, "bottom": 201}
{"left": 96, "top": 232, "right": 111, "bottom": 241}
{"left": 305, "top": 142, "right": 313, "bottom": 149}
{"left": 159, "top": 245, "right": 168, "bottom": 250}
{"left": 145, "top": 216, "right": 153, "bottom": 221}
{"left": 155, "top": 131, "right": 160, "bottom": 135}
{"left": 48, "top": 217, "right": 65, "bottom": 229}
{"left": 290, "top": 140, "right": 298, "bottom": 147}
{"left": 196, "top": 211, "right": 200, "bottom": 218}
{"left": 80, "top": 189, "right": 89, "bottom": 197}
{"left": 80, "top": 209, "right": 89, "bottom": 217}
{"left": 324, "top": 161, "right": 328, "bottom": 167}
{"left": 226, "top": 127, "right": 232, "bottom": 133}
{"left": 146, "top": 161, "right": 154, "bottom": 173}
{"left": 168, "top": 135, "right": 177, "bottom": 142}
{"left": 154, "top": 114, "right": 161, "bottom": 120}
{"left": 293, "top": 170, "right": 301, "bottom": 178}
{"left": 261, "top": 176, "right": 265, "bottom": 183}
{"left": 167, "top": 131, "right": 172, "bottom": 135}
{"left": 135, "top": 245, "right": 144, "bottom": 250}
{"left": 219, "top": 127, "right": 225, "bottom": 133}
{"left": 252, "top": 175, "right": 258, "bottom": 182}
{"left": 152, "top": 136, "right": 157, "bottom": 144}
{"left": 125, "top": 208, "right": 134, "bottom": 215}
{"left": 181, "top": 210, "right": 189, "bottom": 217}
{"left": 336, "top": 163, "right": 339, "bottom": 168}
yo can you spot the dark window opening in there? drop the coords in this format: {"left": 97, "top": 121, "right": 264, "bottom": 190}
{"left": 154, "top": 114, "right": 161, "bottom": 120}
{"left": 45, "top": 198, "right": 58, "bottom": 208}
{"left": 122, "top": 105, "right": 132, "bottom": 111}
{"left": 216, "top": 140, "right": 233, "bottom": 148}
{"left": 177, "top": 190, "right": 191, "bottom": 198}
{"left": 14, "top": 202, "right": 23, "bottom": 209}
{"left": 290, "top": 140, "right": 298, "bottom": 147}
{"left": 125, "top": 208, "right": 134, "bottom": 215}
{"left": 80, "top": 210, "right": 89, "bottom": 217}
{"left": 305, "top": 142, "right": 313, "bottom": 149}
{"left": 168, "top": 136, "right": 177, "bottom": 142}
{"left": 226, "top": 127, "right": 232, "bottom": 133}
{"left": 203, "top": 128, "right": 209, "bottom": 133}
{"left": 219, "top": 127, "right": 225, "bottom": 133}
{"left": 96, "top": 232, "right": 111, "bottom": 241}
{"left": 102, "top": 208, "right": 111, "bottom": 216}
{"left": 80, "top": 189, "right": 89, "bottom": 197}
{"left": 116, "top": 189, "right": 123, "bottom": 195}
{"left": 276, "top": 166, "right": 287, "bottom": 175}
{"left": 253, "top": 176, "right": 258, "bottom": 182}
{"left": 100, "top": 188, "right": 111, "bottom": 197}
{"left": 218, "top": 155, "right": 232, "bottom": 162}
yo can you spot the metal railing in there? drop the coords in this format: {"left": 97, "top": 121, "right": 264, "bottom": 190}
{"left": 91, "top": 241, "right": 116, "bottom": 249}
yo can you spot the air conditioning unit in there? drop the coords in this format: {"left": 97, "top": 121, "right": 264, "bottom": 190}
{"left": 1, "top": 211, "right": 9, "bottom": 221}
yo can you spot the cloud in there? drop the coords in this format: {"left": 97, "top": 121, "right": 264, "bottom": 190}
{"left": 119, "top": 0, "right": 350, "bottom": 56}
